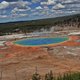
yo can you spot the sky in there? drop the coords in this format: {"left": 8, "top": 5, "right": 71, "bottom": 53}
{"left": 0, "top": 0, "right": 80, "bottom": 23}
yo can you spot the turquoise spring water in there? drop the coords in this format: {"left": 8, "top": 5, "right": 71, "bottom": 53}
{"left": 14, "top": 37, "right": 68, "bottom": 46}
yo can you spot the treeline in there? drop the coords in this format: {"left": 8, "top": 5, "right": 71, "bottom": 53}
{"left": 32, "top": 70, "right": 80, "bottom": 80}
{"left": 0, "top": 13, "right": 80, "bottom": 33}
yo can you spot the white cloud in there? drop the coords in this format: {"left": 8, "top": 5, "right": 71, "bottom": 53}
{"left": 43, "top": 6, "right": 49, "bottom": 10}
{"left": 11, "top": 13, "right": 28, "bottom": 18}
{"left": 52, "top": 3, "right": 65, "bottom": 10}
{"left": 40, "top": 11, "right": 46, "bottom": 15}
{"left": 11, "top": 7, "right": 18, "bottom": 13}
{"left": 10, "top": 1, "right": 31, "bottom": 5}
{"left": 11, "top": 13, "right": 18, "bottom": 18}
{"left": 55, "top": 10, "right": 63, "bottom": 14}
{"left": 0, "top": 1, "right": 9, "bottom": 9}
{"left": 62, "top": 10, "right": 76, "bottom": 15}
{"left": 9, "top": 2, "right": 17, "bottom": 5}
{"left": 47, "top": 0, "right": 56, "bottom": 5}
{"left": 0, "top": 15, "right": 8, "bottom": 18}
{"left": 41, "top": 2, "right": 47, "bottom": 5}
{"left": 31, "top": 11, "right": 47, "bottom": 16}
{"left": 31, "top": 12, "right": 39, "bottom": 16}
{"left": 35, "top": 6, "right": 43, "bottom": 10}
{"left": 32, "top": 0, "right": 41, "bottom": 3}
{"left": 31, "top": 9, "right": 36, "bottom": 12}
{"left": 18, "top": 1, "right": 29, "bottom": 8}
{"left": 41, "top": 0, "right": 56, "bottom": 5}
{"left": 9, "top": 1, "right": 31, "bottom": 9}
{"left": 11, "top": 6, "right": 31, "bottom": 13}
{"left": 19, "top": 14, "right": 28, "bottom": 17}
{"left": 67, "top": 4, "right": 80, "bottom": 8}
{"left": 61, "top": 0, "right": 78, "bottom": 4}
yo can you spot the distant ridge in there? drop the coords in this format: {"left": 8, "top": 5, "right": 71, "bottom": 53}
{"left": 0, "top": 13, "right": 80, "bottom": 33}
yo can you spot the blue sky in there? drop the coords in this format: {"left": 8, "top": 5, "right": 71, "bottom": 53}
{"left": 0, "top": 0, "right": 80, "bottom": 23}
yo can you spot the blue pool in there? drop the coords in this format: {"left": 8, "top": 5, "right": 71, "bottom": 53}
{"left": 14, "top": 37, "right": 68, "bottom": 46}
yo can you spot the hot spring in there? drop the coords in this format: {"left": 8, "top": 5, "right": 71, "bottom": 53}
{"left": 14, "top": 37, "right": 69, "bottom": 47}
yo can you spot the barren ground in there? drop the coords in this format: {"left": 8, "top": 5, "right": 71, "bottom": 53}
{"left": 0, "top": 44, "right": 80, "bottom": 80}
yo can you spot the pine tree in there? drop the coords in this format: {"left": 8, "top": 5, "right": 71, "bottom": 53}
{"left": 32, "top": 67, "right": 41, "bottom": 80}
{"left": 45, "top": 70, "right": 54, "bottom": 80}
{"left": 32, "top": 72, "right": 41, "bottom": 80}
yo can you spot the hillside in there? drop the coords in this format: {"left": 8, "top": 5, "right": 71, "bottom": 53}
{"left": 0, "top": 13, "right": 80, "bottom": 33}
